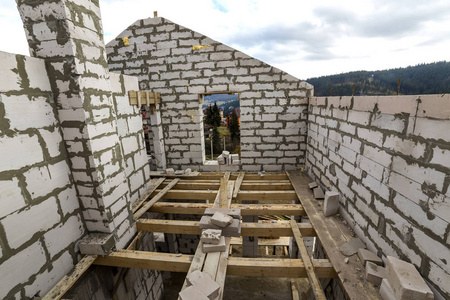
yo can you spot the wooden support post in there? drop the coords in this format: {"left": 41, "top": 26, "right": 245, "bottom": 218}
{"left": 233, "top": 171, "right": 245, "bottom": 198}
{"left": 290, "top": 220, "right": 326, "bottom": 300}
{"left": 134, "top": 178, "right": 180, "bottom": 219}
{"left": 42, "top": 255, "right": 97, "bottom": 300}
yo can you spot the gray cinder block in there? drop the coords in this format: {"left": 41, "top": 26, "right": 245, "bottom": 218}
{"left": 385, "top": 256, "right": 434, "bottom": 300}
{"left": 365, "top": 261, "right": 386, "bottom": 285}
{"left": 323, "top": 191, "right": 339, "bottom": 216}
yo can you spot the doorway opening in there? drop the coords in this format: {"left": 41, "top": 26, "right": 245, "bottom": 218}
{"left": 202, "top": 92, "right": 240, "bottom": 161}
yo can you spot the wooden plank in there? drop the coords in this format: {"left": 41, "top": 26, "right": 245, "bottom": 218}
{"left": 42, "top": 255, "right": 97, "bottom": 300}
{"left": 290, "top": 220, "right": 326, "bottom": 300}
{"left": 149, "top": 189, "right": 298, "bottom": 201}
{"left": 219, "top": 177, "right": 228, "bottom": 208}
{"left": 286, "top": 171, "right": 382, "bottom": 300}
{"left": 134, "top": 178, "right": 180, "bottom": 219}
{"left": 233, "top": 171, "right": 245, "bottom": 198}
{"left": 93, "top": 250, "right": 336, "bottom": 278}
{"left": 94, "top": 249, "right": 192, "bottom": 272}
{"left": 231, "top": 237, "right": 290, "bottom": 246}
{"left": 132, "top": 178, "right": 165, "bottom": 213}
{"left": 177, "top": 241, "right": 207, "bottom": 300}
{"left": 136, "top": 219, "right": 317, "bottom": 237}
{"left": 150, "top": 202, "right": 306, "bottom": 216}
{"left": 291, "top": 279, "right": 300, "bottom": 300}
{"left": 226, "top": 257, "right": 337, "bottom": 278}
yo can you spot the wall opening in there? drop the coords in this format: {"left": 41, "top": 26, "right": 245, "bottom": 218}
{"left": 202, "top": 92, "right": 240, "bottom": 162}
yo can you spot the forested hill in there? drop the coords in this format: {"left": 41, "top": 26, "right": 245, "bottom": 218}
{"left": 307, "top": 61, "right": 450, "bottom": 96}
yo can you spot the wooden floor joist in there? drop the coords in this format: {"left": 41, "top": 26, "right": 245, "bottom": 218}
{"left": 136, "top": 219, "right": 317, "bottom": 237}
{"left": 149, "top": 202, "right": 306, "bottom": 216}
{"left": 42, "top": 255, "right": 97, "bottom": 300}
{"left": 290, "top": 220, "right": 326, "bottom": 299}
{"left": 149, "top": 189, "right": 298, "bottom": 201}
{"left": 158, "top": 180, "right": 294, "bottom": 191}
{"left": 134, "top": 178, "right": 180, "bottom": 219}
{"left": 132, "top": 177, "right": 165, "bottom": 213}
{"left": 93, "top": 250, "right": 337, "bottom": 278}
{"left": 233, "top": 171, "right": 245, "bottom": 198}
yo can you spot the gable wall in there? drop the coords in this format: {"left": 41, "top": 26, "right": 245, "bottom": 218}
{"left": 106, "top": 17, "right": 312, "bottom": 172}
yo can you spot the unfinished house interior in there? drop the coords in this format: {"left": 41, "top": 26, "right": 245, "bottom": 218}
{"left": 1, "top": 1, "right": 449, "bottom": 299}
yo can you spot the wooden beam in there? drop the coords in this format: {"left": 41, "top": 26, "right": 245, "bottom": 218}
{"left": 134, "top": 178, "right": 180, "bottom": 219}
{"left": 136, "top": 219, "right": 316, "bottom": 237}
{"left": 150, "top": 202, "right": 306, "bottom": 216}
{"left": 231, "top": 237, "right": 290, "bottom": 246}
{"left": 42, "top": 255, "right": 97, "bottom": 300}
{"left": 286, "top": 171, "right": 382, "bottom": 300}
{"left": 149, "top": 189, "right": 298, "bottom": 201}
{"left": 227, "top": 257, "right": 336, "bottom": 278}
{"left": 233, "top": 171, "right": 245, "bottom": 198}
{"left": 158, "top": 181, "right": 293, "bottom": 191}
{"left": 290, "top": 220, "right": 326, "bottom": 300}
{"left": 93, "top": 250, "right": 337, "bottom": 278}
{"left": 94, "top": 249, "right": 191, "bottom": 272}
{"left": 132, "top": 178, "right": 165, "bottom": 213}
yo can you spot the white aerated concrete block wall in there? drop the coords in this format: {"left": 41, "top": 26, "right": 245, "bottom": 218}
{"left": 0, "top": 51, "right": 85, "bottom": 299}
{"left": 306, "top": 95, "right": 450, "bottom": 298}
{"left": 106, "top": 16, "right": 312, "bottom": 172}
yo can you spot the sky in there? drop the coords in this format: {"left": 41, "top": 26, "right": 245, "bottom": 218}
{"left": 1, "top": 0, "right": 450, "bottom": 79}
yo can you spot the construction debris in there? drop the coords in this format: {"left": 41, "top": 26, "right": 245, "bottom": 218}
{"left": 313, "top": 187, "right": 325, "bottom": 199}
{"left": 210, "top": 212, "right": 233, "bottom": 227}
{"left": 379, "top": 279, "right": 396, "bottom": 300}
{"left": 358, "top": 248, "right": 383, "bottom": 266}
{"left": 308, "top": 182, "right": 318, "bottom": 189}
{"left": 365, "top": 262, "right": 386, "bottom": 285}
{"left": 200, "top": 229, "right": 222, "bottom": 245}
{"left": 339, "top": 238, "right": 366, "bottom": 256}
{"left": 203, "top": 236, "right": 227, "bottom": 253}
{"left": 185, "top": 270, "right": 220, "bottom": 300}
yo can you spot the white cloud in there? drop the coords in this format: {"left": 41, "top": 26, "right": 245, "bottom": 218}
{"left": 1, "top": 0, "right": 449, "bottom": 79}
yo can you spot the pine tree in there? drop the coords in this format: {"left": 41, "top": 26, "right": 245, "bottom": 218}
{"left": 204, "top": 104, "right": 213, "bottom": 126}
{"left": 212, "top": 102, "right": 221, "bottom": 127}
{"left": 228, "top": 111, "right": 240, "bottom": 140}
{"left": 212, "top": 125, "right": 221, "bottom": 154}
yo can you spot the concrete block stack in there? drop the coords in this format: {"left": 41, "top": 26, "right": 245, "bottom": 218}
{"left": 200, "top": 208, "right": 241, "bottom": 252}
{"left": 180, "top": 270, "right": 220, "bottom": 300}
{"left": 216, "top": 151, "right": 240, "bottom": 165}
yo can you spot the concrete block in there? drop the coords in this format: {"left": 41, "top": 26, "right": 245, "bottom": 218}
{"left": 165, "top": 168, "right": 175, "bottom": 175}
{"left": 323, "top": 191, "right": 339, "bottom": 216}
{"left": 199, "top": 216, "right": 241, "bottom": 237}
{"left": 184, "top": 168, "right": 192, "bottom": 175}
{"left": 365, "top": 261, "right": 386, "bottom": 285}
{"left": 380, "top": 279, "right": 397, "bottom": 300}
{"left": 313, "top": 187, "right": 325, "bottom": 199}
{"left": 201, "top": 229, "right": 222, "bottom": 245}
{"left": 204, "top": 208, "right": 241, "bottom": 219}
{"left": 210, "top": 212, "right": 233, "bottom": 227}
{"left": 385, "top": 256, "right": 434, "bottom": 300}
{"left": 358, "top": 248, "right": 383, "bottom": 266}
{"left": 79, "top": 233, "right": 115, "bottom": 255}
{"left": 186, "top": 270, "right": 220, "bottom": 299}
{"left": 179, "top": 285, "right": 209, "bottom": 300}
{"left": 202, "top": 236, "right": 227, "bottom": 253}
{"left": 222, "top": 151, "right": 230, "bottom": 158}
{"left": 339, "top": 238, "right": 366, "bottom": 256}
{"left": 308, "top": 182, "right": 318, "bottom": 189}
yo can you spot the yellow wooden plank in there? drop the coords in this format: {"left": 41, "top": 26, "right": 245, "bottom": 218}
{"left": 93, "top": 250, "right": 337, "bottom": 278}
{"left": 136, "top": 219, "right": 317, "bottom": 237}
{"left": 233, "top": 171, "right": 245, "bottom": 198}
{"left": 149, "top": 189, "right": 298, "bottom": 201}
{"left": 134, "top": 178, "right": 180, "bottom": 219}
{"left": 42, "top": 255, "right": 97, "bottom": 300}
{"left": 150, "top": 202, "right": 306, "bottom": 216}
{"left": 290, "top": 220, "right": 326, "bottom": 300}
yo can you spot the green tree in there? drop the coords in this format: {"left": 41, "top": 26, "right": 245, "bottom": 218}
{"left": 212, "top": 125, "right": 221, "bottom": 154}
{"left": 228, "top": 111, "right": 240, "bottom": 143}
{"left": 212, "top": 102, "right": 221, "bottom": 127}
{"left": 204, "top": 104, "right": 213, "bottom": 126}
